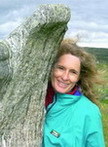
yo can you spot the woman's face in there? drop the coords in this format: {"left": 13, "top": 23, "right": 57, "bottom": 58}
{"left": 51, "top": 54, "right": 81, "bottom": 93}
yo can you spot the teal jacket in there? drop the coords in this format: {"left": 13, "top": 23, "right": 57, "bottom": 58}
{"left": 42, "top": 93, "right": 105, "bottom": 147}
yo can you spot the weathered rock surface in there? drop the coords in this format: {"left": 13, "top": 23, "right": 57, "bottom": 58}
{"left": 0, "top": 4, "right": 70, "bottom": 147}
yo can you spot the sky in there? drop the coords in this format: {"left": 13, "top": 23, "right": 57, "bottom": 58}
{"left": 0, "top": 0, "right": 108, "bottom": 48}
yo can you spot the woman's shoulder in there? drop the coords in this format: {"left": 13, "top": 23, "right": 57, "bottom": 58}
{"left": 77, "top": 95, "right": 101, "bottom": 116}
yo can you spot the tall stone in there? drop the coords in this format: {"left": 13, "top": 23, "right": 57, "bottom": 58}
{"left": 0, "top": 4, "right": 70, "bottom": 146}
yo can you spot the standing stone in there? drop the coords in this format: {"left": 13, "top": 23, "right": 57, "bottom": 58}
{"left": 0, "top": 4, "right": 70, "bottom": 147}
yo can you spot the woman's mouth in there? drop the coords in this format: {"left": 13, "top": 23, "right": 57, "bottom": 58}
{"left": 57, "top": 80, "right": 69, "bottom": 89}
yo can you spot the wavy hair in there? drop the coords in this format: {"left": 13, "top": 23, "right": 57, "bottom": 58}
{"left": 53, "top": 39, "right": 100, "bottom": 104}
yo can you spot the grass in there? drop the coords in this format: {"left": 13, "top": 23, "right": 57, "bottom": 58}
{"left": 84, "top": 47, "right": 108, "bottom": 146}
{"left": 100, "top": 103, "right": 108, "bottom": 147}
{"left": 97, "top": 63, "right": 108, "bottom": 100}
{"left": 97, "top": 63, "right": 108, "bottom": 146}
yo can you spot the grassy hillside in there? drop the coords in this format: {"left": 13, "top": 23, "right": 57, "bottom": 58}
{"left": 101, "top": 102, "right": 108, "bottom": 147}
{"left": 84, "top": 47, "right": 108, "bottom": 63}
{"left": 97, "top": 63, "right": 108, "bottom": 100}
{"left": 80, "top": 47, "right": 108, "bottom": 145}
{"left": 97, "top": 63, "right": 108, "bottom": 146}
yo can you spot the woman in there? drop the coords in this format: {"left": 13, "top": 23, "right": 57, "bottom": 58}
{"left": 42, "top": 39, "right": 105, "bottom": 147}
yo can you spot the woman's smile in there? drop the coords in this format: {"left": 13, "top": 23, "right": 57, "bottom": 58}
{"left": 57, "top": 80, "right": 69, "bottom": 88}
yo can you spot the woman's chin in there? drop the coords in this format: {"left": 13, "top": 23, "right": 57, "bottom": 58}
{"left": 55, "top": 86, "right": 68, "bottom": 94}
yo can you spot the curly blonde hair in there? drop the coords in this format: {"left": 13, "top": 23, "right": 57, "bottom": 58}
{"left": 53, "top": 39, "right": 100, "bottom": 104}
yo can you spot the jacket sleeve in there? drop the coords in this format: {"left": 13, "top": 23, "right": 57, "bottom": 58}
{"left": 85, "top": 108, "right": 105, "bottom": 147}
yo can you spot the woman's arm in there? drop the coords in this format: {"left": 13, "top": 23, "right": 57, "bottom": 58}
{"left": 85, "top": 109, "right": 105, "bottom": 147}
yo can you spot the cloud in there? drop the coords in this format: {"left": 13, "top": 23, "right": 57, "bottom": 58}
{"left": 65, "top": 29, "right": 108, "bottom": 48}
{"left": 65, "top": 20, "right": 108, "bottom": 48}
{"left": 0, "top": 19, "right": 22, "bottom": 38}
{"left": 0, "top": 0, "right": 108, "bottom": 48}
{"left": 68, "top": 20, "right": 108, "bottom": 33}
{"left": 0, "top": 3, "right": 38, "bottom": 38}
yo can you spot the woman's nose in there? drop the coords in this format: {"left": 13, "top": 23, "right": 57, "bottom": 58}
{"left": 61, "top": 71, "right": 69, "bottom": 80}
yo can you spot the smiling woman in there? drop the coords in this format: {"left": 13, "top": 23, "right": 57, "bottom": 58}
{"left": 42, "top": 39, "right": 105, "bottom": 147}
{"left": 51, "top": 54, "right": 80, "bottom": 93}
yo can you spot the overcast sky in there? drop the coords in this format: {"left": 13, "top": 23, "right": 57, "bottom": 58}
{"left": 0, "top": 0, "right": 108, "bottom": 48}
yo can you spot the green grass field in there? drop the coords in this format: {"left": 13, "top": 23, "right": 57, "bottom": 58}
{"left": 97, "top": 63, "right": 108, "bottom": 146}
{"left": 84, "top": 47, "right": 108, "bottom": 146}
{"left": 101, "top": 102, "right": 108, "bottom": 146}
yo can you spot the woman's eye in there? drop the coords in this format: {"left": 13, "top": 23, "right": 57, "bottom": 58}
{"left": 58, "top": 66, "right": 64, "bottom": 70}
{"left": 70, "top": 70, "right": 77, "bottom": 75}
{"left": 55, "top": 65, "right": 64, "bottom": 71}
